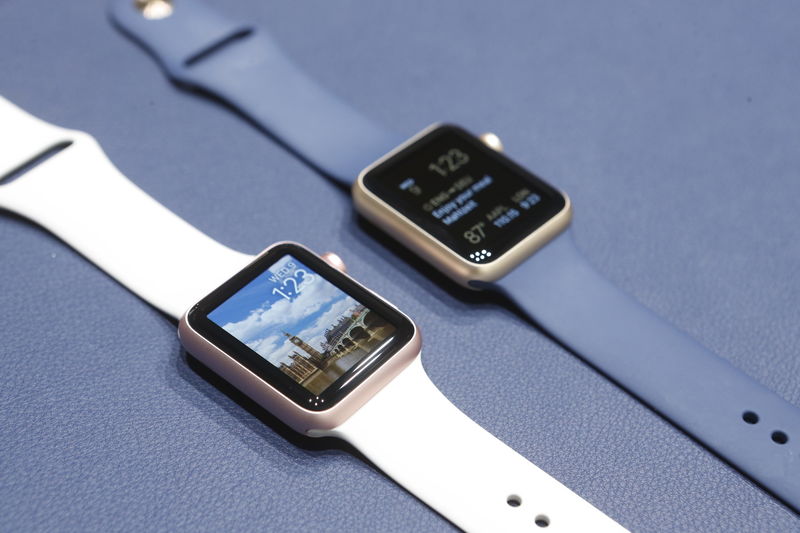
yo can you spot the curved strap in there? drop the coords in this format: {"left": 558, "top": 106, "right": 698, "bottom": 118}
{"left": 0, "top": 96, "right": 252, "bottom": 319}
{"left": 320, "top": 357, "right": 628, "bottom": 533}
{"left": 496, "top": 229, "right": 800, "bottom": 511}
{"left": 108, "top": 0, "right": 404, "bottom": 186}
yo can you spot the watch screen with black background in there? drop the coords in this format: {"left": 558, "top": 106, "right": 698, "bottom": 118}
{"left": 363, "top": 125, "right": 567, "bottom": 263}
{"left": 207, "top": 254, "right": 397, "bottom": 397}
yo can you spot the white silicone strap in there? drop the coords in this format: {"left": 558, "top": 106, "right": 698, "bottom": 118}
{"left": 320, "top": 358, "right": 627, "bottom": 533}
{"left": 0, "top": 96, "right": 252, "bottom": 319}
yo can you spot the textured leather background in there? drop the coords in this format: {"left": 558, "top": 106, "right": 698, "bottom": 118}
{"left": 1, "top": 1, "right": 799, "bottom": 531}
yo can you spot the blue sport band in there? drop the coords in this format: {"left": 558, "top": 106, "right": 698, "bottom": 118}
{"left": 494, "top": 229, "right": 800, "bottom": 511}
{"left": 108, "top": 0, "right": 403, "bottom": 186}
{"left": 109, "top": 0, "right": 800, "bottom": 511}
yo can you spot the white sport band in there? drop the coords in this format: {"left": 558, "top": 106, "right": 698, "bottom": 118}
{"left": 0, "top": 96, "right": 627, "bottom": 532}
{"left": 0, "top": 96, "right": 251, "bottom": 319}
{"left": 320, "top": 357, "right": 625, "bottom": 532}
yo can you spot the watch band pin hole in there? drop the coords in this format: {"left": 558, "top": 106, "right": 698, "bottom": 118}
{"left": 184, "top": 29, "right": 254, "bottom": 67}
{"left": 742, "top": 411, "right": 759, "bottom": 424}
{"left": 535, "top": 515, "right": 550, "bottom": 528}
{"left": 772, "top": 430, "right": 788, "bottom": 445}
{"left": 506, "top": 494, "right": 522, "bottom": 507}
{"left": 0, "top": 141, "right": 73, "bottom": 185}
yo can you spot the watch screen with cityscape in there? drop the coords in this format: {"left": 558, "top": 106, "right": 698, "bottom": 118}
{"left": 202, "top": 250, "right": 402, "bottom": 402}
{"left": 362, "top": 125, "right": 567, "bottom": 263}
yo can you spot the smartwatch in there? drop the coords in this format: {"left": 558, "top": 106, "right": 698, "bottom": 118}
{"left": 0, "top": 96, "right": 627, "bottom": 532}
{"left": 109, "top": 0, "right": 800, "bottom": 512}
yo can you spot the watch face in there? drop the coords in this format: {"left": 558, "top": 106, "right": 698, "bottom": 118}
{"left": 187, "top": 244, "right": 414, "bottom": 411}
{"left": 362, "top": 125, "right": 567, "bottom": 264}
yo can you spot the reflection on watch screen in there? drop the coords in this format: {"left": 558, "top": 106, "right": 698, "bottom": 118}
{"left": 363, "top": 125, "right": 566, "bottom": 263}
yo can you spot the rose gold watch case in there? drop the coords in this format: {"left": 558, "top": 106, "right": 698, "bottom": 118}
{"left": 177, "top": 241, "right": 421, "bottom": 435}
{"left": 352, "top": 124, "right": 573, "bottom": 288}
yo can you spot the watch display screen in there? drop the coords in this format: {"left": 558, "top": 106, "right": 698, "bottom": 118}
{"left": 362, "top": 125, "right": 566, "bottom": 263}
{"left": 187, "top": 244, "right": 413, "bottom": 410}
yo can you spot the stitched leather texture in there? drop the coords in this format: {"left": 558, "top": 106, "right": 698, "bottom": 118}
{"left": 1, "top": 1, "right": 799, "bottom": 531}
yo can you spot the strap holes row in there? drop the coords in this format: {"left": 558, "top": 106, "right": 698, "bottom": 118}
{"left": 506, "top": 495, "right": 549, "bottom": 528}
{"left": 742, "top": 411, "right": 790, "bottom": 445}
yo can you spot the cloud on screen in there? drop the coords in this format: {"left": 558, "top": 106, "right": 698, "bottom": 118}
{"left": 223, "top": 272, "right": 360, "bottom": 367}
{"left": 221, "top": 271, "right": 339, "bottom": 342}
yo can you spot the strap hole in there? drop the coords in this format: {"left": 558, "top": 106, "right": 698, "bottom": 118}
{"left": 742, "top": 411, "right": 759, "bottom": 424}
{"left": 535, "top": 515, "right": 550, "bottom": 528}
{"left": 772, "top": 430, "right": 789, "bottom": 445}
{"left": 506, "top": 495, "right": 522, "bottom": 507}
{"left": 0, "top": 141, "right": 73, "bottom": 185}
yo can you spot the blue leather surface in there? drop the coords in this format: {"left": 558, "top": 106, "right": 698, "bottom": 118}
{"left": 1, "top": 1, "right": 799, "bottom": 532}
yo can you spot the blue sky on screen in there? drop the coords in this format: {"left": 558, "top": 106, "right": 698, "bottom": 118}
{"left": 208, "top": 255, "right": 360, "bottom": 367}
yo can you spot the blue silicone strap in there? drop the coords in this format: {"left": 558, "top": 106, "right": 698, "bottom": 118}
{"left": 495, "top": 228, "right": 800, "bottom": 511}
{"left": 108, "top": 0, "right": 403, "bottom": 186}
